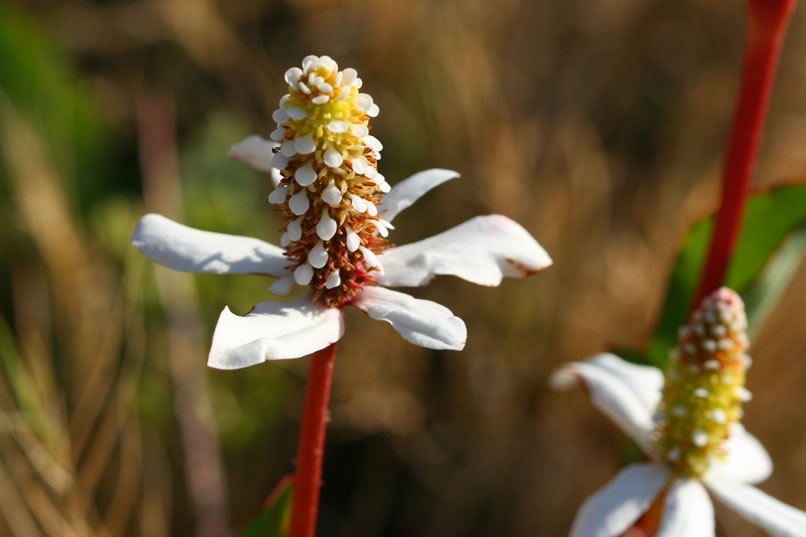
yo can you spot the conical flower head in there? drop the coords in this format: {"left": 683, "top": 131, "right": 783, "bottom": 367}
{"left": 267, "top": 55, "right": 389, "bottom": 307}
{"left": 654, "top": 287, "right": 751, "bottom": 477}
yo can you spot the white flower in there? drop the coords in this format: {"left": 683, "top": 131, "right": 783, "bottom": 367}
{"left": 132, "top": 166, "right": 551, "bottom": 370}
{"left": 551, "top": 304, "right": 806, "bottom": 536}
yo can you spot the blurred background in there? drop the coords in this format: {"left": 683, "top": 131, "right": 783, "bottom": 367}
{"left": 1, "top": 1, "right": 806, "bottom": 536}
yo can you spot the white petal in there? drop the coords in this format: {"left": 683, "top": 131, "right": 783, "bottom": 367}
{"left": 351, "top": 158, "right": 368, "bottom": 176}
{"left": 295, "top": 162, "right": 318, "bottom": 186}
{"left": 287, "top": 107, "right": 307, "bottom": 120}
{"left": 280, "top": 140, "right": 297, "bottom": 157}
{"left": 346, "top": 227, "right": 361, "bottom": 252}
{"left": 295, "top": 134, "right": 316, "bottom": 155}
{"left": 228, "top": 135, "right": 277, "bottom": 172}
{"left": 342, "top": 68, "right": 357, "bottom": 85}
{"left": 270, "top": 168, "right": 283, "bottom": 187}
{"left": 549, "top": 353, "right": 661, "bottom": 454}
{"left": 270, "top": 152, "right": 289, "bottom": 169}
{"left": 708, "top": 424, "right": 772, "bottom": 484}
{"left": 294, "top": 263, "right": 313, "bottom": 285}
{"left": 325, "top": 271, "right": 341, "bottom": 289}
{"left": 327, "top": 120, "right": 349, "bottom": 133}
{"left": 285, "top": 67, "right": 302, "bottom": 87}
{"left": 289, "top": 190, "right": 310, "bottom": 215}
{"left": 362, "top": 134, "right": 383, "bottom": 152}
{"left": 308, "top": 242, "right": 329, "bottom": 269}
{"left": 359, "top": 246, "right": 381, "bottom": 270}
{"left": 287, "top": 217, "right": 303, "bottom": 242}
{"left": 324, "top": 148, "right": 344, "bottom": 168}
{"left": 207, "top": 296, "right": 344, "bottom": 369}
{"left": 321, "top": 183, "right": 342, "bottom": 207}
{"left": 351, "top": 123, "right": 368, "bottom": 138}
{"left": 655, "top": 479, "right": 714, "bottom": 537}
{"left": 311, "top": 95, "right": 329, "bottom": 105}
{"left": 375, "top": 215, "right": 552, "bottom": 287}
{"left": 280, "top": 232, "right": 290, "bottom": 247}
{"left": 351, "top": 286, "right": 466, "bottom": 350}
{"left": 355, "top": 93, "right": 373, "bottom": 112}
{"left": 569, "top": 463, "right": 669, "bottom": 537}
{"left": 367, "top": 103, "right": 379, "bottom": 117}
{"left": 272, "top": 108, "right": 289, "bottom": 124}
{"left": 350, "top": 195, "right": 367, "bottom": 213}
{"left": 705, "top": 476, "right": 806, "bottom": 537}
{"left": 268, "top": 275, "right": 294, "bottom": 295}
{"left": 316, "top": 211, "right": 338, "bottom": 241}
{"left": 268, "top": 185, "right": 288, "bottom": 204}
{"left": 131, "top": 214, "right": 288, "bottom": 276}
{"left": 366, "top": 201, "right": 378, "bottom": 216}
{"left": 378, "top": 168, "right": 460, "bottom": 223}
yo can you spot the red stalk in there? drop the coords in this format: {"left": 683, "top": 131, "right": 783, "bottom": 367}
{"left": 692, "top": 0, "right": 796, "bottom": 308}
{"left": 288, "top": 343, "right": 337, "bottom": 537}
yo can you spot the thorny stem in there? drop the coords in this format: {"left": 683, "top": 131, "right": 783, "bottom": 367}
{"left": 692, "top": 0, "right": 796, "bottom": 308}
{"left": 288, "top": 344, "right": 337, "bottom": 537}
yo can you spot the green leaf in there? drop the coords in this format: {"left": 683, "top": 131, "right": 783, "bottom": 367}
{"left": 632, "top": 184, "right": 806, "bottom": 367}
{"left": 236, "top": 476, "right": 294, "bottom": 537}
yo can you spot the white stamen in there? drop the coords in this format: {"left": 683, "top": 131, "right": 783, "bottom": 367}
{"left": 351, "top": 195, "right": 367, "bottom": 213}
{"left": 295, "top": 134, "right": 316, "bottom": 155}
{"left": 364, "top": 165, "right": 377, "bottom": 179}
{"left": 325, "top": 271, "right": 341, "bottom": 289}
{"left": 736, "top": 387, "right": 753, "bottom": 402}
{"left": 272, "top": 108, "right": 289, "bottom": 124}
{"left": 279, "top": 94, "right": 290, "bottom": 107}
{"left": 702, "top": 339, "right": 717, "bottom": 353}
{"left": 704, "top": 359, "right": 721, "bottom": 371}
{"left": 312, "top": 95, "right": 329, "bottom": 105}
{"left": 692, "top": 430, "right": 709, "bottom": 447}
{"left": 342, "top": 68, "right": 357, "bottom": 85}
{"left": 368, "top": 103, "right": 380, "bottom": 117}
{"left": 268, "top": 185, "right": 287, "bottom": 204}
{"left": 355, "top": 93, "right": 373, "bottom": 112}
{"left": 379, "top": 182, "right": 391, "bottom": 193}
{"left": 336, "top": 86, "right": 351, "bottom": 101}
{"left": 316, "top": 210, "right": 338, "bottom": 241}
{"left": 321, "top": 183, "right": 342, "bottom": 207}
{"left": 360, "top": 246, "right": 381, "bottom": 270}
{"left": 285, "top": 67, "right": 303, "bottom": 87}
{"left": 346, "top": 227, "right": 360, "bottom": 252}
{"left": 295, "top": 162, "right": 317, "bottom": 186}
{"left": 317, "top": 82, "right": 333, "bottom": 93}
{"left": 280, "top": 232, "right": 290, "bottom": 247}
{"left": 353, "top": 78, "right": 363, "bottom": 89}
{"left": 281, "top": 140, "right": 297, "bottom": 157}
{"left": 294, "top": 263, "right": 313, "bottom": 285}
{"left": 351, "top": 158, "right": 367, "bottom": 175}
{"left": 308, "top": 242, "right": 329, "bottom": 269}
{"left": 366, "top": 201, "right": 378, "bottom": 216}
{"left": 351, "top": 123, "right": 368, "bottom": 138}
{"left": 289, "top": 190, "right": 310, "bottom": 215}
{"left": 710, "top": 409, "right": 727, "bottom": 424}
{"left": 711, "top": 324, "right": 727, "bottom": 337}
{"left": 271, "top": 153, "right": 289, "bottom": 169}
{"left": 717, "top": 339, "right": 734, "bottom": 351}
{"left": 363, "top": 135, "right": 383, "bottom": 152}
{"left": 287, "top": 217, "right": 303, "bottom": 241}
{"left": 269, "top": 275, "right": 295, "bottom": 295}
{"left": 302, "top": 55, "right": 318, "bottom": 70}
{"left": 270, "top": 128, "right": 286, "bottom": 141}
{"left": 327, "top": 120, "right": 349, "bottom": 133}
{"left": 287, "top": 106, "right": 307, "bottom": 120}
{"left": 324, "top": 148, "right": 344, "bottom": 168}
{"left": 298, "top": 81, "right": 312, "bottom": 94}
{"left": 694, "top": 388, "right": 709, "bottom": 398}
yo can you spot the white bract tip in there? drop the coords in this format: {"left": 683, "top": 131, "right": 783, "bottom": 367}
{"left": 295, "top": 162, "right": 317, "bottom": 186}
{"left": 324, "top": 148, "right": 344, "bottom": 168}
{"left": 285, "top": 67, "right": 303, "bottom": 86}
{"left": 270, "top": 128, "right": 286, "bottom": 141}
{"left": 271, "top": 153, "right": 289, "bottom": 169}
{"left": 281, "top": 140, "right": 297, "bottom": 157}
{"left": 327, "top": 120, "right": 349, "bottom": 133}
{"left": 692, "top": 430, "right": 709, "bottom": 447}
{"left": 308, "top": 242, "right": 329, "bottom": 269}
{"left": 287, "top": 217, "right": 303, "bottom": 241}
{"left": 342, "top": 68, "right": 357, "bottom": 85}
{"left": 294, "top": 263, "right": 314, "bottom": 285}
{"left": 289, "top": 190, "right": 310, "bottom": 215}
{"left": 269, "top": 275, "right": 295, "bottom": 295}
{"left": 316, "top": 210, "right": 338, "bottom": 241}
{"left": 351, "top": 195, "right": 367, "bottom": 213}
{"left": 355, "top": 93, "right": 373, "bottom": 112}
{"left": 346, "top": 227, "right": 360, "bottom": 252}
{"left": 312, "top": 95, "right": 330, "bottom": 105}
{"left": 325, "top": 270, "right": 341, "bottom": 289}
{"left": 351, "top": 123, "right": 368, "bottom": 138}
{"left": 268, "top": 185, "right": 288, "bottom": 204}
{"left": 272, "top": 108, "right": 289, "bottom": 124}
{"left": 321, "top": 183, "right": 342, "bottom": 207}
{"left": 295, "top": 134, "right": 316, "bottom": 155}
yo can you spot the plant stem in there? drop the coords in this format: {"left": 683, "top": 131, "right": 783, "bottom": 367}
{"left": 288, "top": 344, "right": 337, "bottom": 537}
{"left": 692, "top": 0, "right": 796, "bottom": 308}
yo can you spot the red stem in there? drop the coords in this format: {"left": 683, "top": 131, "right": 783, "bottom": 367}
{"left": 288, "top": 344, "right": 337, "bottom": 537}
{"left": 692, "top": 0, "right": 796, "bottom": 308}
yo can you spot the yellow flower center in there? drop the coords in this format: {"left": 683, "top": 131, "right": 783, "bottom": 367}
{"left": 653, "top": 287, "right": 750, "bottom": 477}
